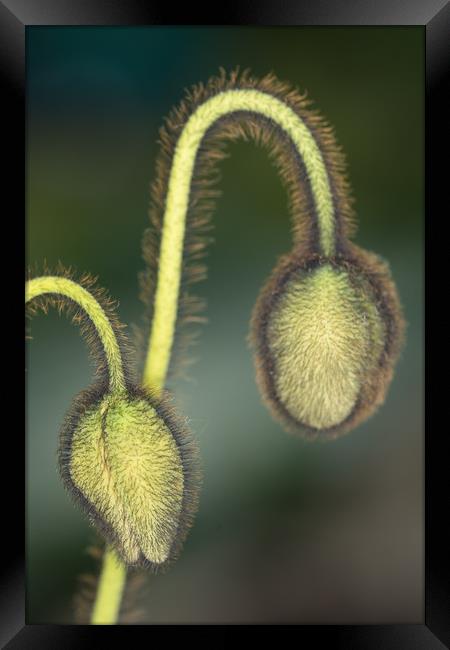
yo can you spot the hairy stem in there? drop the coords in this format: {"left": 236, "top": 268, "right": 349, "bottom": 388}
{"left": 26, "top": 276, "right": 126, "bottom": 394}
{"left": 26, "top": 276, "right": 128, "bottom": 624}
{"left": 142, "top": 88, "right": 334, "bottom": 391}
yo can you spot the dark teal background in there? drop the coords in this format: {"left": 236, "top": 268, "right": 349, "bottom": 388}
{"left": 26, "top": 26, "right": 423, "bottom": 623}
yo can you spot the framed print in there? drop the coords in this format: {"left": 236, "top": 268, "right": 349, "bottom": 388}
{"left": 2, "top": 1, "right": 447, "bottom": 646}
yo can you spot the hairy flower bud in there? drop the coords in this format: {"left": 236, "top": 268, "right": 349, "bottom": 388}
{"left": 251, "top": 246, "right": 405, "bottom": 439}
{"left": 59, "top": 385, "right": 200, "bottom": 568}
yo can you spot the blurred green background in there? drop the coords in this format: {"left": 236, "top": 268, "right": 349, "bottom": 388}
{"left": 26, "top": 27, "right": 423, "bottom": 624}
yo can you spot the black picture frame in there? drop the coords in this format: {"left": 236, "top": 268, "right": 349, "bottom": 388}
{"left": 3, "top": 1, "right": 447, "bottom": 646}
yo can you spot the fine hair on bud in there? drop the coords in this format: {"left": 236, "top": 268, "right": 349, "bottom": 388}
{"left": 59, "top": 383, "right": 201, "bottom": 570}
{"left": 138, "top": 67, "right": 405, "bottom": 439}
{"left": 26, "top": 266, "right": 201, "bottom": 570}
{"left": 250, "top": 243, "right": 405, "bottom": 440}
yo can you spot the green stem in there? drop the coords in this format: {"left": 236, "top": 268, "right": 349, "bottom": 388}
{"left": 26, "top": 276, "right": 126, "bottom": 394}
{"left": 91, "top": 548, "right": 127, "bottom": 624}
{"left": 142, "top": 88, "right": 335, "bottom": 392}
{"left": 25, "top": 276, "right": 129, "bottom": 624}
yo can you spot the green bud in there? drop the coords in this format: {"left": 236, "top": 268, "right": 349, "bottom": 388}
{"left": 59, "top": 386, "right": 200, "bottom": 568}
{"left": 251, "top": 248, "right": 405, "bottom": 439}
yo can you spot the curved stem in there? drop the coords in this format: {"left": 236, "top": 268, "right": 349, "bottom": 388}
{"left": 26, "top": 276, "right": 128, "bottom": 623}
{"left": 26, "top": 276, "right": 126, "bottom": 394}
{"left": 142, "top": 88, "right": 335, "bottom": 391}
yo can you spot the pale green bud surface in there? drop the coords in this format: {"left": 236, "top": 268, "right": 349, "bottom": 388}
{"left": 266, "top": 264, "right": 385, "bottom": 430}
{"left": 69, "top": 393, "right": 184, "bottom": 566}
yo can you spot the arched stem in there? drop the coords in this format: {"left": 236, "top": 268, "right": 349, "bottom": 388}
{"left": 26, "top": 276, "right": 127, "bottom": 395}
{"left": 26, "top": 276, "right": 128, "bottom": 624}
{"left": 142, "top": 88, "right": 335, "bottom": 391}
